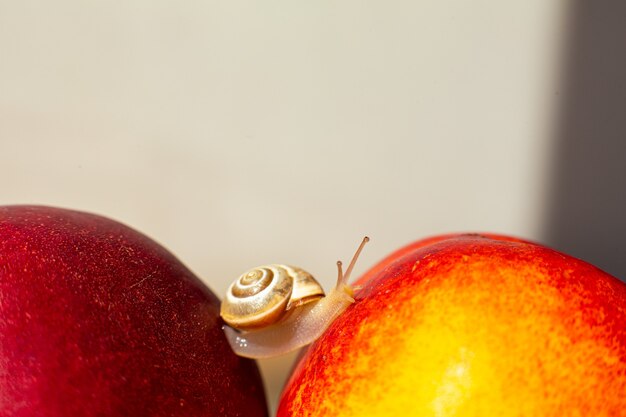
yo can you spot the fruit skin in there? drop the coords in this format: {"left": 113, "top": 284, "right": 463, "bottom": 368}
{"left": 278, "top": 233, "right": 626, "bottom": 417}
{"left": 0, "top": 206, "right": 267, "bottom": 417}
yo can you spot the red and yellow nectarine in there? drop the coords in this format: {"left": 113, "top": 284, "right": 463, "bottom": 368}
{"left": 278, "top": 234, "right": 626, "bottom": 416}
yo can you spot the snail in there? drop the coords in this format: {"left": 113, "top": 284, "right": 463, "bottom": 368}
{"left": 220, "top": 237, "right": 369, "bottom": 359}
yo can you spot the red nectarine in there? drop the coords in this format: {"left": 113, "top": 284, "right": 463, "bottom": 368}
{"left": 0, "top": 206, "right": 267, "bottom": 417}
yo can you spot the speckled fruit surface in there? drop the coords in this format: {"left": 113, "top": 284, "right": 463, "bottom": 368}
{"left": 0, "top": 206, "right": 267, "bottom": 417}
{"left": 278, "top": 234, "right": 626, "bottom": 416}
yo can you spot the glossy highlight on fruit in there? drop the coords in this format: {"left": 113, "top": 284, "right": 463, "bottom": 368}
{"left": 278, "top": 234, "right": 626, "bottom": 416}
{"left": 0, "top": 206, "right": 267, "bottom": 417}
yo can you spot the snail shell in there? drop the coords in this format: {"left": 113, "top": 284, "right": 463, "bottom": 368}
{"left": 220, "top": 265, "right": 325, "bottom": 330}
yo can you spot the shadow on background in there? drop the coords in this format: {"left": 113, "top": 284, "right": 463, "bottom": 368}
{"left": 545, "top": 1, "right": 626, "bottom": 280}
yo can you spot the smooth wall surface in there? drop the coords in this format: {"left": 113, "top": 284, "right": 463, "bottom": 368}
{"left": 544, "top": 1, "right": 626, "bottom": 281}
{"left": 1, "top": 2, "right": 568, "bottom": 413}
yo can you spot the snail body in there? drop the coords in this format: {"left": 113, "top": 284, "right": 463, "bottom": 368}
{"left": 221, "top": 238, "right": 369, "bottom": 359}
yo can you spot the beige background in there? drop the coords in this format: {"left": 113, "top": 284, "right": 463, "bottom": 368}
{"left": 1, "top": 1, "right": 568, "bottom": 413}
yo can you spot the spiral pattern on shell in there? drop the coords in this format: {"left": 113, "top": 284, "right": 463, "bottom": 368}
{"left": 220, "top": 265, "right": 325, "bottom": 330}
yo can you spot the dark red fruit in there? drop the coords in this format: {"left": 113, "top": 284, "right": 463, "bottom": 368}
{"left": 0, "top": 206, "right": 267, "bottom": 417}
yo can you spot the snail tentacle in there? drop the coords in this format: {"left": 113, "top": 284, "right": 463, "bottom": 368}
{"left": 341, "top": 236, "right": 369, "bottom": 287}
